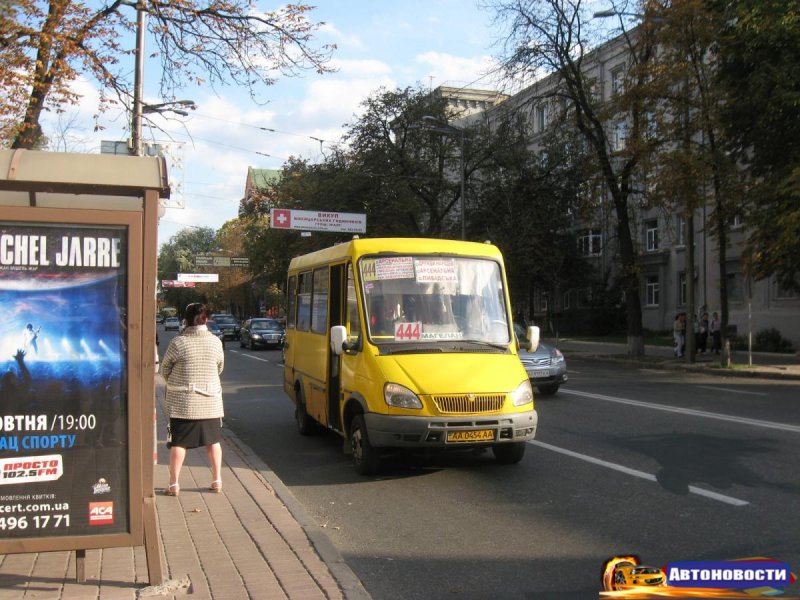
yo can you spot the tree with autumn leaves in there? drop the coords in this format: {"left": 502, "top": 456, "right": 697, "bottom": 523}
{"left": 0, "top": 1, "right": 334, "bottom": 149}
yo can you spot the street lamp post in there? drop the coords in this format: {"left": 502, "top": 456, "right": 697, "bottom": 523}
{"left": 415, "top": 116, "right": 467, "bottom": 240}
{"left": 130, "top": 2, "right": 196, "bottom": 155}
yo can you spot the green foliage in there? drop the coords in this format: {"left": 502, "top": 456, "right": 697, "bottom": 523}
{"left": 753, "top": 328, "right": 795, "bottom": 353}
{"left": 713, "top": 0, "right": 800, "bottom": 289}
{"left": 157, "top": 226, "right": 217, "bottom": 313}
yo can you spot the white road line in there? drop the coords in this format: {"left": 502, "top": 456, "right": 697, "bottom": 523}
{"left": 529, "top": 440, "right": 749, "bottom": 506}
{"left": 561, "top": 389, "right": 800, "bottom": 434}
{"left": 231, "top": 350, "right": 271, "bottom": 363}
{"left": 696, "top": 385, "right": 768, "bottom": 397}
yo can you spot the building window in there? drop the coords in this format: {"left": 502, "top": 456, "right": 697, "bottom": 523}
{"left": 563, "top": 290, "right": 571, "bottom": 310}
{"left": 676, "top": 215, "right": 686, "bottom": 247}
{"left": 645, "top": 275, "right": 659, "bottom": 306}
{"left": 678, "top": 272, "right": 686, "bottom": 306}
{"left": 774, "top": 276, "right": 800, "bottom": 299}
{"left": 611, "top": 66, "right": 625, "bottom": 96}
{"left": 612, "top": 119, "right": 628, "bottom": 151}
{"left": 645, "top": 219, "right": 659, "bottom": 251}
{"left": 727, "top": 272, "right": 744, "bottom": 302}
{"left": 578, "top": 228, "right": 602, "bottom": 256}
{"left": 730, "top": 213, "right": 744, "bottom": 229}
{"left": 536, "top": 104, "right": 548, "bottom": 132}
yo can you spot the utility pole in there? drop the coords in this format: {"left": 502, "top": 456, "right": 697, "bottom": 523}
{"left": 131, "top": 1, "right": 146, "bottom": 156}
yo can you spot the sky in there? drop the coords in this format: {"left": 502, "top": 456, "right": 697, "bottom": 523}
{"left": 43, "top": 0, "right": 526, "bottom": 249}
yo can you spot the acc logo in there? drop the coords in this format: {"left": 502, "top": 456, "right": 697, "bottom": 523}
{"left": 92, "top": 478, "right": 111, "bottom": 494}
{"left": 88, "top": 501, "right": 114, "bottom": 526}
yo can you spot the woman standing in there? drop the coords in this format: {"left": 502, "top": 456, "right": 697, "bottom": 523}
{"left": 161, "top": 303, "right": 225, "bottom": 495}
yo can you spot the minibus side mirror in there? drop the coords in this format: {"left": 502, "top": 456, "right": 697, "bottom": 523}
{"left": 331, "top": 325, "right": 347, "bottom": 355}
{"left": 331, "top": 325, "right": 360, "bottom": 355}
{"left": 526, "top": 325, "right": 540, "bottom": 352}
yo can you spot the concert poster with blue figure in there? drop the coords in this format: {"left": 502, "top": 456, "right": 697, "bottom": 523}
{"left": 0, "top": 222, "right": 129, "bottom": 538}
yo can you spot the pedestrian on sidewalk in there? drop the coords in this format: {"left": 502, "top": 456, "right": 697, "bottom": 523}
{"left": 697, "top": 311, "right": 709, "bottom": 354}
{"left": 673, "top": 312, "right": 686, "bottom": 358}
{"left": 709, "top": 311, "right": 721, "bottom": 354}
{"left": 161, "top": 302, "right": 225, "bottom": 496}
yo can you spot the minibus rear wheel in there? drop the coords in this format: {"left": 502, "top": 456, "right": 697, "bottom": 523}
{"left": 350, "top": 415, "right": 381, "bottom": 476}
{"left": 492, "top": 442, "right": 526, "bottom": 464}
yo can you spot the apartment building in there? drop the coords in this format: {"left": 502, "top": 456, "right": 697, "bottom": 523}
{"left": 446, "top": 31, "right": 800, "bottom": 347}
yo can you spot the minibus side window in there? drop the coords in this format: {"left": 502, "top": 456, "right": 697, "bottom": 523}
{"left": 346, "top": 263, "right": 360, "bottom": 340}
{"left": 311, "top": 267, "right": 328, "bottom": 334}
{"left": 297, "top": 271, "right": 312, "bottom": 331}
{"left": 286, "top": 274, "right": 297, "bottom": 329}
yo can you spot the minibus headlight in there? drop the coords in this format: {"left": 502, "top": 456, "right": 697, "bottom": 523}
{"left": 384, "top": 383, "right": 422, "bottom": 409}
{"left": 511, "top": 380, "right": 534, "bottom": 406}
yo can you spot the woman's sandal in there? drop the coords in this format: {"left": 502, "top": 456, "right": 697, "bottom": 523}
{"left": 210, "top": 480, "right": 222, "bottom": 493}
{"left": 164, "top": 483, "right": 180, "bottom": 497}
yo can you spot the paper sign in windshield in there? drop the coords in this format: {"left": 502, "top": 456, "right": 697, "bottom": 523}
{"left": 363, "top": 257, "right": 415, "bottom": 281}
{"left": 414, "top": 259, "right": 457, "bottom": 283}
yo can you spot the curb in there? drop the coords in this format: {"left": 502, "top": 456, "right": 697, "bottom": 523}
{"left": 222, "top": 429, "right": 373, "bottom": 600}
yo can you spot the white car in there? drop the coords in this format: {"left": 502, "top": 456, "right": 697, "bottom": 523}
{"left": 164, "top": 316, "right": 180, "bottom": 331}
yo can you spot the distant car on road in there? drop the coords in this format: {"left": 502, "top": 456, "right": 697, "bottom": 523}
{"left": 206, "top": 319, "right": 225, "bottom": 344}
{"left": 211, "top": 314, "right": 241, "bottom": 340}
{"left": 239, "top": 318, "right": 285, "bottom": 350}
{"left": 164, "top": 316, "right": 180, "bottom": 331}
{"left": 515, "top": 323, "right": 568, "bottom": 396}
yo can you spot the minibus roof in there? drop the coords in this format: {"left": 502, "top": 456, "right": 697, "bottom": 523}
{"left": 287, "top": 237, "right": 503, "bottom": 272}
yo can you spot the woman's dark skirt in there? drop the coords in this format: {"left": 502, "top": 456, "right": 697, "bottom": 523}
{"left": 167, "top": 417, "right": 222, "bottom": 449}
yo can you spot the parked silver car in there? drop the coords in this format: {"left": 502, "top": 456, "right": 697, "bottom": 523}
{"left": 515, "top": 323, "right": 568, "bottom": 396}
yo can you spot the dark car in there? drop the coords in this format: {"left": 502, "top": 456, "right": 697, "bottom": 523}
{"left": 239, "top": 318, "right": 285, "bottom": 350}
{"left": 515, "top": 323, "right": 568, "bottom": 396}
{"left": 211, "top": 314, "right": 241, "bottom": 340}
{"left": 206, "top": 319, "right": 225, "bottom": 344}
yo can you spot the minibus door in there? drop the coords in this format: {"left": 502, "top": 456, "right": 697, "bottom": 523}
{"left": 327, "top": 263, "right": 344, "bottom": 431}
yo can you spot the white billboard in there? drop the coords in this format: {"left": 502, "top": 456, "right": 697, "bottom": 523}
{"left": 177, "top": 273, "right": 219, "bottom": 283}
{"left": 269, "top": 208, "right": 366, "bottom": 233}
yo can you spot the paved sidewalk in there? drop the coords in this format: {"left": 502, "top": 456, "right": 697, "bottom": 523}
{"left": 0, "top": 380, "right": 371, "bottom": 600}
{"left": 547, "top": 337, "right": 800, "bottom": 380}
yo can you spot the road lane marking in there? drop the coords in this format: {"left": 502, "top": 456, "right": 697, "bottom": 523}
{"left": 561, "top": 389, "right": 800, "bottom": 434}
{"left": 696, "top": 385, "right": 767, "bottom": 397}
{"left": 529, "top": 440, "right": 749, "bottom": 506}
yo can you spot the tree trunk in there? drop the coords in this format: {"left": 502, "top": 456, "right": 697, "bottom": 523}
{"left": 612, "top": 191, "right": 644, "bottom": 356}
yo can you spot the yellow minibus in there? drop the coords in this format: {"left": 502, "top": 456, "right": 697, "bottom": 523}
{"left": 283, "top": 237, "right": 540, "bottom": 475}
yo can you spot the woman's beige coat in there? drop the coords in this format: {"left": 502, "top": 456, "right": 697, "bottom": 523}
{"left": 161, "top": 327, "right": 225, "bottom": 420}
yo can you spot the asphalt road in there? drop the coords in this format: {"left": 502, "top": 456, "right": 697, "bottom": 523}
{"left": 161, "top": 329, "right": 800, "bottom": 600}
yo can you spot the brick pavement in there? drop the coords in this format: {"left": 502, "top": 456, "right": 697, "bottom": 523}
{"left": 0, "top": 381, "right": 371, "bottom": 600}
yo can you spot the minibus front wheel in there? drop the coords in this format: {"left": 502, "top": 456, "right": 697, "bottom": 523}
{"left": 350, "top": 415, "right": 381, "bottom": 476}
{"left": 492, "top": 442, "right": 526, "bottom": 465}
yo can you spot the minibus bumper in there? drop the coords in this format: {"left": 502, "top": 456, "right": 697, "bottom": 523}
{"left": 363, "top": 410, "right": 538, "bottom": 447}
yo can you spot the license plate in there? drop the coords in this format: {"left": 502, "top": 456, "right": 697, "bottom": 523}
{"left": 447, "top": 429, "right": 495, "bottom": 443}
{"left": 530, "top": 370, "right": 550, "bottom": 378}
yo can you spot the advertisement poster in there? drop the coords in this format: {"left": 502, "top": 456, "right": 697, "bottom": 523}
{"left": 0, "top": 222, "right": 129, "bottom": 538}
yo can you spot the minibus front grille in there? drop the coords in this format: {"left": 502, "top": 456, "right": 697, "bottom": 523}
{"left": 433, "top": 394, "right": 505, "bottom": 414}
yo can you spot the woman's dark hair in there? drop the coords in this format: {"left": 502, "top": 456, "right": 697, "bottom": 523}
{"left": 185, "top": 303, "right": 208, "bottom": 326}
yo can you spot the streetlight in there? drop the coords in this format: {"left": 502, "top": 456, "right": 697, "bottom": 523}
{"left": 143, "top": 100, "right": 197, "bottom": 117}
{"left": 130, "top": 1, "right": 195, "bottom": 155}
{"left": 413, "top": 116, "right": 467, "bottom": 240}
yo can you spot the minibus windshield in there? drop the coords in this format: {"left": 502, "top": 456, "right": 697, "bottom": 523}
{"left": 359, "top": 255, "right": 510, "bottom": 345}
